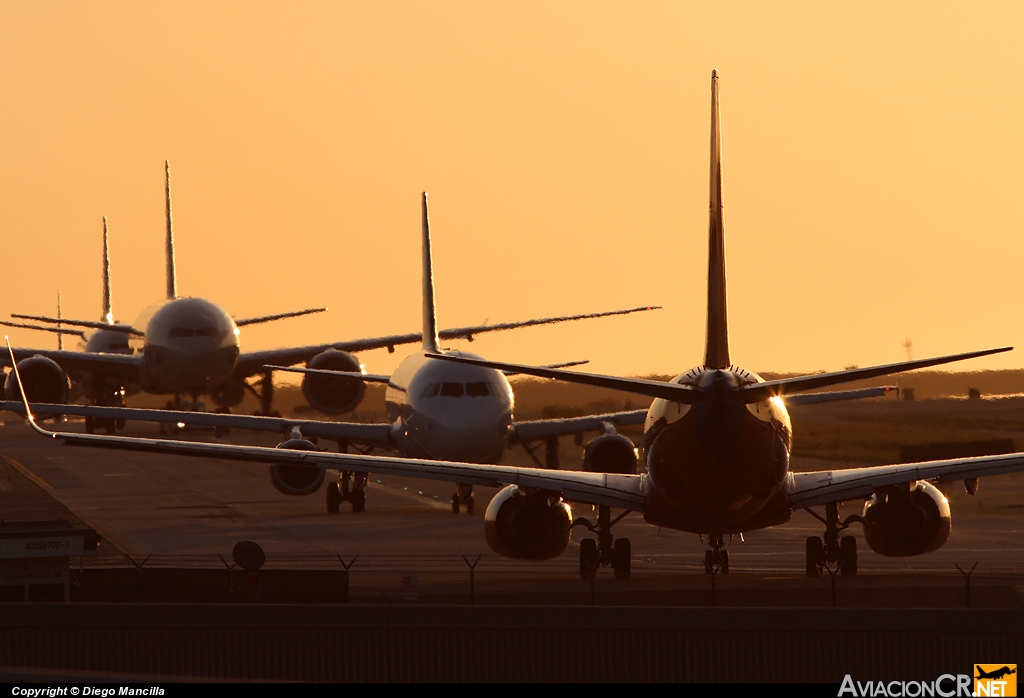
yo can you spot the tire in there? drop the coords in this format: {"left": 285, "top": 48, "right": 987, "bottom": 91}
{"left": 806, "top": 536, "right": 823, "bottom": 577}
{"left": 612, "top": 538, "right": 631, "bottom": 580}
{"left": 464, "top": 493, "right": 475, "bottom": 515}
{"left": 326, "top": 482, "right": 340, "bottom": 513}
{"left": 351, "top": 488, "right": 366, "bottom": 513}
{"left": 840, "top": 535, "right": 857, "bottom": 576}
{"left": 720, "top": 549, "right": 729, "bottom": 575}
{"left": 580, "top": 539, "right": 599, "bottom": 579}
{"left": 451, "top": 492, "right": 460, "bottom": 513}
{"left": 704, "top": 549, "right": 714, "bottom": 574}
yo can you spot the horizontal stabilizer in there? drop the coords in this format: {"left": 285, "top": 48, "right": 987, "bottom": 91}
{"left": 782, "top": 385, "right": 897, "bottom": 406}
{"left": 262, "top": 365, "right": 391, "bottom": 383}
{"left": 737, "top": 347, "right": 1011, "bottom": 403}
{"left": 235, "top": 307, "right": 328, "bottom": 327}
{"left": 10, "top": 314, "right": 142, "bottom": 336}
{"left": 428, "top": 353, "right": 700, "bottom": 403}
{"left": 0, "top": 321, "right": 87, "bottom": 340}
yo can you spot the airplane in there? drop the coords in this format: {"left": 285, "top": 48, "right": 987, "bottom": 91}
{"left": 0, "top": 162, "right": 658, "bottom": 426}
{"left": 975, "top": 667, "right": 1016, "bottom": 681}
{"left": 9, "top": 70, "right": 1022, "bottom": 582}
{"left": 2, "top": 192, "right": 667, "bottom": 514}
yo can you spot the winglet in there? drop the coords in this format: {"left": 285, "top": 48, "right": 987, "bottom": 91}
{"left": 5, "top": 337, "right": 57, "bottom": 438}
{"left": 102, "top": 216, "right": 113, "bottom": 324}
{"left": 421, "top": 192, "right": 440, "bottom": 353}
{"left": 165, "top": 160, "right": 178, "bottom": 300}
{"left": 704, "top": 68, "right": 730, "bottom": 369}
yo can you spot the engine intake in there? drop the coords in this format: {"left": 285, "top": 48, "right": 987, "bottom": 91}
{"left": 861, "top": 480, "right": 951, "bottom": 557}
{"left": 301, "top": 349, "right": 366, "bottom": 415}
{"left": 268, "top": 438, "right": 324, "bottom": 496}
{"left": 483, "top": 485, "right": 572, "bottom": 560}
{"left": 583, "top": 433, "right": 638, "bottom": 474}
{"left": 5, "top": 356, "right": 70, "bottom": 405}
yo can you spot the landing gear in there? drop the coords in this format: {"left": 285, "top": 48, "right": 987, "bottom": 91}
{"left": 325, "top": 471, "right": 368, "bottom": 513}
{"left": 804, "top": 502, "right": 860, "bottom": 577}
{"left": 703, "top": 534, "right": 730, "bottom": 574}
{"left": 451, "top": 484, "right": 475, "bottom": 514}
{"left": 213, "top": 406, "right": 231, "bottom": 439}
{"left": 574, "top": 504, "right": 632, "bottom": 580}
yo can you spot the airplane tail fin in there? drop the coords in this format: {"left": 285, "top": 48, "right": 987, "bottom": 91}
{"left": 164, "top": 160, "right": 177, "bottom": 300}
{"left": 102, "top": 216, "right": 113, "bottom": 323}
{"left": 421, "top": 192, "right": 440, "bottom": 353}
{"left": 704, "top": 69, "right": 730, "bottom": 369}
{"left": 57, "top": 292, "right": 63, "bottom": 351}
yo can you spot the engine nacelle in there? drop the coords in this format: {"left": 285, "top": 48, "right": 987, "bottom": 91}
{"left": 4, "top": 356, "right": 70, "bottom": 404}
{"left": 861, "top": 480, "right": 951, "bottom": 557}
{"left": 301, "top": 349, "right": 366, "bottom": 415}
{"left": 583, "top": 433, "right": 638, "bottom": 474}
{"left": 483, "top": 485, "right": 572, "bottom": 560}
{"left": 268, "top": 438, "right": 324, "bottom": 496}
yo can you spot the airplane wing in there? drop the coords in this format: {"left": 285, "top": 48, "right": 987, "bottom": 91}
{"left": 787, "top": 452, "right": 1024, "bottom": 509}
{"left": 234, "top": 307, "right": 327, "bottom": 327}
{"left": 231, "top": 305, "right": 659, "bottom": 379}
{"left": 781, "top": 386, "right": 897, "bottom": 406}
{"left": 0, "top": 321, "right": 87, "bottom": 340}
{"left": 22, "top": 418, "right": 648, "bottom": 510}
{"left": 10, "top": 314, "right": 143, "bottom": 336}
{"left": 511, "top": 409, "right": 648, "bottom": 443}
{"left": 0, "top": 402, "right": 394, "bottom": 448}
{"left": 0, "top": 348, "right": 141, "bottom": 380}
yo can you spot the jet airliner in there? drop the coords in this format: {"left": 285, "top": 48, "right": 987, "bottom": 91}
{"left": 11, "top": 71, "right": 1024, "bottom": 580}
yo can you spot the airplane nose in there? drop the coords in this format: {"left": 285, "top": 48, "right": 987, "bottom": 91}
{"left": 428, "top": 404, "right": 511, "bottom": 462}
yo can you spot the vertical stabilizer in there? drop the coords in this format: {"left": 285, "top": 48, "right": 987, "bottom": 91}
{"left": 164, "top": 160, "right": 178, "bottom": 300}
{"left": 421, "top": 192, "right": 440, "bottom": 352}
{"left": 704, "top": 69, "right": 730, "bottom": 369}
{"left": 102, "top": 216, "right": 113, "bottom": 324}
{"left": 57, "top": 292, "right": 63, "bottom": 351}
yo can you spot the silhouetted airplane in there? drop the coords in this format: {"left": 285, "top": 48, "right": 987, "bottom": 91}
{"left": 9, "top": 71, "right": 1023, "bottom": 580}
{"left": 976, "top": 667, "right": 1016, "bottom": 680}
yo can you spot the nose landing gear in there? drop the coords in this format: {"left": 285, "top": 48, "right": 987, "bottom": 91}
{"left": 703, "top": 533, "right": 731, "bottom": 574}
{"left": 573, "top": 504, "right": 632, "bottom": 580}
{"left": 451, "top": 484, "right": 475, "bottom": 514}
{"left": 804, "top": 502, "right": 860, "bottom": 577}
{"left": 326, "top": 471, "right": 367, "bottom": 513}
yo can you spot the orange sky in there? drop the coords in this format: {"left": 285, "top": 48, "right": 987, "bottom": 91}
{"left": 1, "top": 2, "right": 1022, "bottom": 379}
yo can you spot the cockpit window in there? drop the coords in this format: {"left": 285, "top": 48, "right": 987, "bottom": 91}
{"left": 465, "top": 382, "right": 490, "bottom": 397}
{"left": 419, "top": 383, "right": 441, "bottom": 399}
{"left": 168, "top": 327, "right": 217, "bottom": 339}
{"left": 439, "top": 382, "right": 464, "bottom": 397}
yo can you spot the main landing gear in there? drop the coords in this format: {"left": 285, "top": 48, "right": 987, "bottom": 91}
{"left": 574, "top": 504, "right": 632, "bottom": 580}
{"left": 326, "top": 471, "right": 367, "bottom": 513}
{"left": 703, "top": 533, "right": 731, "bottom": 574}
{"left": 804, "top": 501, "right": 859, "bottom": 577}
{"left": 451, "top": 484, "right": 475, "bottom": 514}
{"left": 84, "top": 380, "right": 125, "bottom": 434}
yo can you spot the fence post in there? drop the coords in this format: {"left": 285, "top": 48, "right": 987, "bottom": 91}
{"left": 462, "top": 554, "right": 482, "bottom": 605}
{"left": 954, "top": 562, "right": 978, "bottom": 608}
{"left": 338, "top": 555, "right": 358, "bottom": 604}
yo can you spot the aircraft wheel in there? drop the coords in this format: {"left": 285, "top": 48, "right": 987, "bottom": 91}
{"left": 451, "top": 492, "right": 460, "bottom": 513}
{"left": 350, "top": 488, "right": 366, "bottom": 513}
{"left": 326, "top": 482, "right": 341, "bottom": 513}
{"left": 580, "top": 539, "right": 598, "bottom": 580}
{"left": 115, "top": 418, "right": 126, "bottom": 430}
{"left": 806, "top": 536, "right": 823, "bottom": 577}
{"left": 840, "top": 536, "right": 857, "bottom": 576}
{"left": 105, "top": 419, "right": 116, "bottom": 434}
{"left": 464, "top": 493, "right": 475, "bottom": 515}
{"left": 612, "top": 538, "right": 631, "bottom": 580}
{"left": 720, "top": 549, "right": 730, "bottom": 575}
{"left": 704, "top": 549, "right": 714, "bottom": 574}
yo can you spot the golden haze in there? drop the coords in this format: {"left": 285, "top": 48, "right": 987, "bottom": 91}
{"left": 1, "top": 2, "right": 1022, "bottom": 378}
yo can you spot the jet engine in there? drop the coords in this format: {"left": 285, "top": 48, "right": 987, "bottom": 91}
{"left": 483, "top": 484, "right": 572, "bottom": 560}
{"left": 301, "top": 349, "right": 366, "bottom": 415}
{"left": 268, "top": 438, "right": 324, "bottom": 496}
{"left": 4, "top": 356, "right": 70, "bottom": 404}
{"left": 583, "top": 434, "right": 639, "bottom": 474}
{"left": 861, "top": 480, "right": 951, "bottom": 557}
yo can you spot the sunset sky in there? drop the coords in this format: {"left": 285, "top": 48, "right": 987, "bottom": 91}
{"left": 1, "top": 2, "right": 1022, "bottom": 379}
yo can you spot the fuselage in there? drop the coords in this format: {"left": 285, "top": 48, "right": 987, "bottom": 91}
{"left": 385, "top": 349, "right": 514, "bottom": 463}
{"left": 641, "top": 365, "right": 794, "bottom": 535}
{"left": 139, "top": 297, "right": 240, "bottom": 396}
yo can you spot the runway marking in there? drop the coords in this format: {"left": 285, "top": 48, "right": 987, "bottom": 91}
{"left": 0, "top": 453, "right": 52, "bottom": 490}
{"left": 83, "top": 518, "right": 144, "bottom": 561}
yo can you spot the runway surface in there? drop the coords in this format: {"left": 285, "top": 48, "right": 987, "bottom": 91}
{"left": 1, "top": 418, "right": 1023, "bottom": 603}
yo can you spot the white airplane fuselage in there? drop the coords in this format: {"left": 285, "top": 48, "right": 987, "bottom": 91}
{"left": 385, "top": 349, "right": 514, "bottom": 464}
